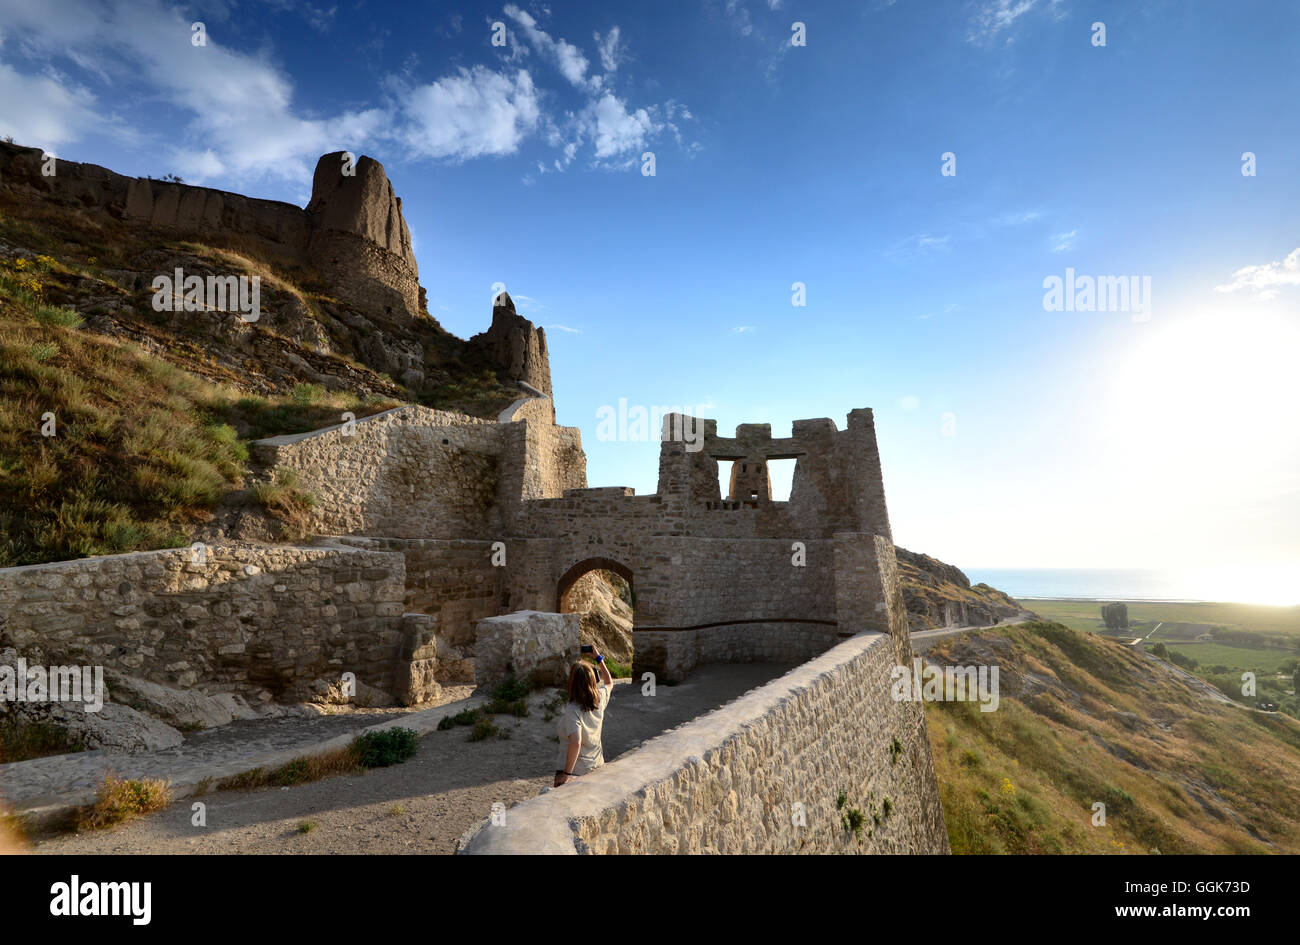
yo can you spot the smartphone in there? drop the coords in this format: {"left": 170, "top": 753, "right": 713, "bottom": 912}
{"left": 580, "top": 644, "right": 594, "bottom": 654}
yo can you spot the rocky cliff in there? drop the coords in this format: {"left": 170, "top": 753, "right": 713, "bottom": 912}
{"left": 469, "top": 291, "right": 552, "bottom": 398}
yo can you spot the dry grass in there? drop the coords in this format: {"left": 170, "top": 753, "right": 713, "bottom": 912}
{"left": 927, "top": 622, "right": 1300, "bottom": 854}
{"left": 250, "top": 467, "right": 318, "bottom": 540}
{"left": 214, "top": 744, "right": 363, "bottom": 792}
{"left": 76, "top": 775, "right": 171, "bottom": 832}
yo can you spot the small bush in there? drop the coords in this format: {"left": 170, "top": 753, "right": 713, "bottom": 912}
{"left": 484, "top": 697, "right": 529, "bottom": 717}
{"left": 889, "top": 736, "right": 904, "bottom": 764}
{"left": 492, "top": 675, "right": 532, "bottom": 702}
{"left": 34, "top": 305, "right": 84, "bottom": 329}
{"left": 290, "top": 382, "right": 326, "bottom": 406}
{"left": 215, "top": 745, "right": 362, "bottom": 791}
{"left": 297, "top": 820, "right": 317, "bottom": 834}
{"left": 354, "top": 727, "right": 419, "bottom": 767}
{"left": 438, "top": 707, "right": 484, "bottom": 730}
{"left": 468, "top": 718, "right": 498, "bottom": 742}
{"left": 842, "top": 806, "right": 867, "bottom": 840}
{"left": 78, "top": 775, "right": 170, "bottom": 831}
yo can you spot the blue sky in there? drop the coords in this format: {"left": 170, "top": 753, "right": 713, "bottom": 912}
{"left": 1, "top": 0, "right": 1297, "bottom": 596}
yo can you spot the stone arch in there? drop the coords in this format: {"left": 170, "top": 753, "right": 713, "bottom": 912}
{"left": 555, "top": 556, "right": 634, "bottom": 612}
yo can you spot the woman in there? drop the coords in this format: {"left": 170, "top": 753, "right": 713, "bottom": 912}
{"left": 554, "top": 648, "right": 614, "bottom": 787}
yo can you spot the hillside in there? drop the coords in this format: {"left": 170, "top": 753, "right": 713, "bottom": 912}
{"left": 924, "top": 622, "right": 1300, "bottom": 853}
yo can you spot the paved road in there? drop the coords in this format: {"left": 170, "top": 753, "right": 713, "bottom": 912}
{"left": 908, "top": 612, "right": 1036, "bottom": 652}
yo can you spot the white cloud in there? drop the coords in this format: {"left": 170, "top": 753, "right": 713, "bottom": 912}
{"left": 733, "top": 325, "right": 755, "bottom": 333}
{"left": 513, "top": 293, "right": 544, "bottom": 313}
{"left": 1050, "top": 229, "right": 1077, "bottom": 253}
{"left": 724, "top": 0, "right": 756, "bottom": 36}
{"left": 968, "top": 0, "right": 1057, "bottom": 43}
{"left": 584, "top": 93, "right": 657, "bottom": 159}
{"left": 594, "top": 26, "right": 625, "bottom": 73}
{"left": 898, "top": 395, "right": 921, "bottom": 410}
{"left": 547, "top": 324, "right": 581, "bottom": 333}
{"left": 0, "top": 0, "right": 387, "bottom": 183}
{"left": 504, "top": 4, "right": 592, "bottom": 89}
{"left": 994, "top": 209, "right": 1042, "bottom": 226}
{"left": 0, "top": 60, "right": 100, "bottom": 149}
{"left": 1215, "top": 247, "right": 1300, "bottom": 301}
{"left": 397, "top": 67, "right": 540, "bottom": 161}
{"left": 0, "top": 0, "right": 693, "bottom": 183}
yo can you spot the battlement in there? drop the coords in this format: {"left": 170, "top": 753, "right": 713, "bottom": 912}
{"left": 653, "top": 410, "right": 892, "bottom": 539}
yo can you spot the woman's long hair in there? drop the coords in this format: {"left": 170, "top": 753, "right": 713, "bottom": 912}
{"left": 568, "top": 661, "right": 600, "bottom": 712}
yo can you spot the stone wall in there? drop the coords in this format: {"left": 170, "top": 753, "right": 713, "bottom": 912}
{"left": 0, "top": 544, "right": 412, "bottom": 704}
{"left": 335, "top": 537, "right": 501, "bottom": 650}
{"left": 254, "top": 404, "right": 585, "bottom": 541}
{"left": 474, "top": 611, "right": 579, "bottom": 689}
{"left": 457, "top": 631, "right": 950, "bottom": 854}
{"left": 253, "top": 406, "right": 508, "bottom": 539}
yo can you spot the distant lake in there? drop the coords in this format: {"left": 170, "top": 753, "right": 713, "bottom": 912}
{"left": 966, "top": 568, "right": 1219, "bottom": 603}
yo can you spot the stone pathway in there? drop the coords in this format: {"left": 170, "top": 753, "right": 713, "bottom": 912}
{"left": 1, "top": 694, "right": 483, "bottom": 826}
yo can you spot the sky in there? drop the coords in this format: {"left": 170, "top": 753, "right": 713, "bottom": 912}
{"left": 0, "top": 0, "right": 1297, "bottom": 599}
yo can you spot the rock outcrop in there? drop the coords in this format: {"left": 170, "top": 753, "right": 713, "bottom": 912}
{"left": 895, "top": 546, "right": 1025, "bottom": 630}
{"left": 470, "top": 292, "right": 553, "bottom": 398}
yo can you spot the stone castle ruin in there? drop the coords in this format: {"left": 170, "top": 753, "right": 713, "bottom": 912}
{"left": 0, "top": 147, "right": 950, "bottom": 853}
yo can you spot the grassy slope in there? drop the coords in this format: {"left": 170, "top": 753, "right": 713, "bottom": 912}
{"left": 1025, "top": 599, "right": 1299, "bottom": 718}
{"left": 925, "top": 622, "right": 1300, "bottom": 854}
{"left": 0, "top": 188, "right": 525, "bottom": 566}
{"left": 0, "top": 252, "right": 404, "bottom": 565}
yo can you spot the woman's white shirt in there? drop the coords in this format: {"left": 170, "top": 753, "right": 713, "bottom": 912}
{"left": 556, "top": 683, "right": 610, "bottom": 776}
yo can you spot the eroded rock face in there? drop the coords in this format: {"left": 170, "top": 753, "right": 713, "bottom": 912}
{"left": 562, "top": 571, "right": 634, "bottom": 664}
{"left": 0, "top": 650, "right": 185, "bottom": 753}
{"left": 104, "top": 670, "right": 257, "bottom": 729}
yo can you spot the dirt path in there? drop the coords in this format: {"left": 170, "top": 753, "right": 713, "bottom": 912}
{"left": 35, "top": 661, "right": 795, "bottom": 855}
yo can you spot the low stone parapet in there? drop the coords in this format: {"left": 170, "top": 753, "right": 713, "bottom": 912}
{"left": 457, "top": 631, "right": 950, "bottom": 855}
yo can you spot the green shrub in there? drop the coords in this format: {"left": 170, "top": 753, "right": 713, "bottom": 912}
{"left": 35, "top": 305, "right": 84, "bottom": 329}
{"left": 438, "top": 707, "right": 483, "bottom": 730}
{"left": 492, "top": 675, "right": 532, "bottom": 702}
{"left": 290, "top": 382, "right": 325, "bottom": 406}
{"left": 468, "top": 718, "right": 498, "bottom": 742}
{"left": 354, "top": 727, "right": 419, "bottom": 767}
